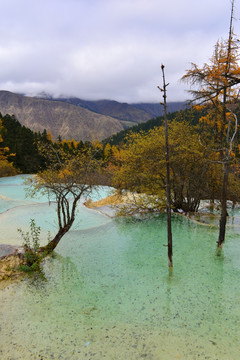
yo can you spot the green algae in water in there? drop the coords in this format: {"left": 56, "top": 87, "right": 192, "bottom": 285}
{"left": 1, "top": 215, "right": 240, "bottom": 359}
{"left": 0, "top": 177, "right": 240, "bottom": 359}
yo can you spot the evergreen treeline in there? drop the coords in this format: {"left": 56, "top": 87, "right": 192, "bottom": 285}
{"left": 0, "top": 113, "right": 105, "bottom": 175}
{"left": 0, "top": 114, "right": 48, "bottom": 173}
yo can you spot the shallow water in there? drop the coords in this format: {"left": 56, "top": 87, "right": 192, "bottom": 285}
{"left": 0, "top": 176, "right": 240, "bottom": 359}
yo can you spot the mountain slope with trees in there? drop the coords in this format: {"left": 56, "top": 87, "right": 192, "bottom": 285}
{"left": 103, "top": 106, "right": 206, "bottom": 146}
{"left": 0, "top": 113, "right": 48, "bottom": 173}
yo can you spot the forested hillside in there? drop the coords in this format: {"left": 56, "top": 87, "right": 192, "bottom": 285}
{"left": 103, "top": 106, "right": 208, "bottom": 146}
{"left": 0, "top": 114, "right": 48, "bottom": 173}
{"left": 1, "top": 101, "right": 240, "bottom": 178}
{"left": 0, "top": 113, "right": 106, "bottom": 175}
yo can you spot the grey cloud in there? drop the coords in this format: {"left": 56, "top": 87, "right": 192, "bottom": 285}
{"left": 0, "top": 0, "right": 239, "bottom": 102}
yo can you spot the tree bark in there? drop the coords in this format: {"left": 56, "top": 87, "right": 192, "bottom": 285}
{"left": 217, "top": 161, "right": 229, "bottom": 248}
{"left": 217, "top": 0, "right": 235, "bottom": 249}
{"left": 39, "top": 194, "right": 80, "bottom": 254}
{"left": 160, "top": 64, "right": 173, "bottom": 268}
{"left": 40, "top": 222, "right": 74, "bottom": 254}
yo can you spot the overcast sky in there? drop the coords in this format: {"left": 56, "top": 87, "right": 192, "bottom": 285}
{"left": 0, "top": 0, "right": 239, "bottom": 103}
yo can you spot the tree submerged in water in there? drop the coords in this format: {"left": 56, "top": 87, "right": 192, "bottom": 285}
{"left": 26, "top": 146, "right": 103, "bottom": 254}
{"left": 159, "top": 64, "right": 173, "bottom": 268}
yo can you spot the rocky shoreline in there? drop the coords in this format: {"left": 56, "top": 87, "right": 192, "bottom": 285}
{"left": 0, "top": 245, "right": 26, "bottom": 286}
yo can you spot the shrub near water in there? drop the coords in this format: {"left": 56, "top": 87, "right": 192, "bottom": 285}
{"left": 17, "top": 219, "right": 46, "bottom": 273}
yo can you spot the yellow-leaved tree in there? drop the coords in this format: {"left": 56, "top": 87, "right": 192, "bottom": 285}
{"left": 112, "top": 121, "right": 210, "bottom": 214}
{"left": 182, "top": 0, "right": 240, "bottom": 249}
{"left": 27, "top": 145, "right": 103, "bottom": 254}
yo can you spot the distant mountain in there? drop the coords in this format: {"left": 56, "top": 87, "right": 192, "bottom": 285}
{"left": 46, "top": 97, "right": 185, "bottom": 125}
{"left": 132, "top": 102, "right": 187, "bottom": 118}
{"left": 0, "top": 91, "right": 124, "bottom": 141}
{"left": 0, "top": 91, "right": 186, "bottom": 141}
{"left": 48, "top": 97, "right": 153, "bottom": 127}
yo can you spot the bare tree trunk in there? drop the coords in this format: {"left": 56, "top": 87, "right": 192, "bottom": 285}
{"left": 217, "top": 161, "right": 229, "bottom": 248}
{"left": 217, "top": 0, "right": 235, "bottom": 248}
{"left": 160, "top": 64, "right": 173, "bottom": 268}
{"left": 39, "top": 222, "right": 73, "bottom": 254}
{"left": 40, "top": 197, "right": 79, "bottom": 254}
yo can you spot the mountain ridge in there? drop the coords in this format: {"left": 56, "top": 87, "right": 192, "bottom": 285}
{"left": 0, "top": 91, "right": 124, "bottom": 141}
{"left": 44, "top": 95, "right": 186, "bottom": 122}
{"left": 0, "top": 91, "right": 185, "bottom": 141}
